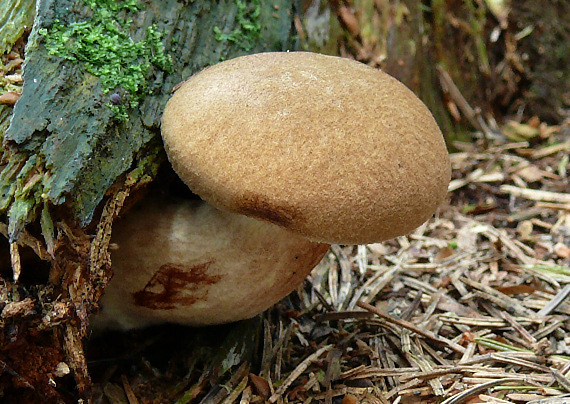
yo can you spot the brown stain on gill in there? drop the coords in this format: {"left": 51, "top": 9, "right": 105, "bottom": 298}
{"left": 238, "top": 194, "right": 299, "bottom": 227}
{"left": 132, "top": 261, "right": 220, "bottom": 310}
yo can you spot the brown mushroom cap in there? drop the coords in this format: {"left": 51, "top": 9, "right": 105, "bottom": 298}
{"left": 94, "top": 198, "right": 329, "bottom": 329}
{"left": 162, "top": 52, "right": 450, "bottom": 245}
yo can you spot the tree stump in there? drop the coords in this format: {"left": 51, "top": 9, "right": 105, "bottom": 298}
{"left": 0, "top": 0, "right": 296, "bottom": 401}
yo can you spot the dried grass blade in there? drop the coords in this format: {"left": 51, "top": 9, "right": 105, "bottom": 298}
{"left": 348, "top": 267, "right": 398, "bottom": 308}
{"left": 461, "top": 277, "right": 537, "bottom": 317}
{"left": 532, "top": 319, "right": 564, "bottom": 340}
{"left": 268, "top": 344, "right": 333, "bottom": 403}
{"left": 537, "top": 285, "right": 570, "bottom": 317}
{"left": 498, "top": 310, "right": 538, "bottom": 344}
{"left": 403, "top": 352, "right": 444, "bottom": 396}
{"left": 527, "top": 394, "right": 570, "bottom": 404}
{"left": 551, "top": 369, "right": 570, "bottom": 394}
{"left": 385, "top": 378, "right": 423, "bottom": 400}
{"left": 440, "top": 313, "right": 539, "bottom": 327}
{"left": 440, "top": 378, "right": 521, "bottom": 404}
{"left": 357, "top": 301, "right": 465, "bottom": 353}
{"left": 500, "top": 185, "right": 570, "bottom": 204}
{"left": 222, "top": 375, "right": 249, "bottom": 404}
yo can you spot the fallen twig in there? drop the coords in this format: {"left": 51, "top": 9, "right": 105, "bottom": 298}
{"left": 357, "top": 301, "right": 465, "bottom": 354}
{"left": 500, "top": 185, "right": 570, "bottom": 204}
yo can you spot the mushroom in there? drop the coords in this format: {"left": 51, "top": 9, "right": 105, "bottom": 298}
{"left": 94, "top": 52, "right": 450, "bottom": 329}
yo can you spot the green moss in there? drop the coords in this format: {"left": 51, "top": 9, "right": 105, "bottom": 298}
{"left": 38, "top": 0, "right": 172, "bottom": 121}
{"left": 213, "top": 0, "right": 261, "bottom": 51}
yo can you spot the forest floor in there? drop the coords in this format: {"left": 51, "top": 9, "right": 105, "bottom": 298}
{"left": 2, "top": 2, "right": 570, "bottom": 403}
{"left": 248, "top": 120, "right": 570, "bottom": 404}
{"left": 92, "top": 2, "right": 570, "bottom": 403}
{"left": 87, "top": 119, "right": 570, "bottom": 404}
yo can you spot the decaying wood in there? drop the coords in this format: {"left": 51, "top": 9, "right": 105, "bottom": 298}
{"left": 0, "top": 0, "right": 297, "bottom": 401}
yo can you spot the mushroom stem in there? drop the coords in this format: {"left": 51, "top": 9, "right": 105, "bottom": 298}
{"left": 93, "top": 198, "right": 329, "bottom": 329}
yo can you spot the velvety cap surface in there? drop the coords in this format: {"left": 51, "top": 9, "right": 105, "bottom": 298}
{"left": 161, "top": 52, "right": 451, "bottom": 244}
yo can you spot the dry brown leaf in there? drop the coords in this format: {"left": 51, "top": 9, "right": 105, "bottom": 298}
{"left": 249, "top": 373, "right": 271, "bottom": 399}
{"left": 435, "top": 246, "right": 456, "bottom": 262}
{"left": 496, "top": 284, "right": 537, "bottom": 295}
